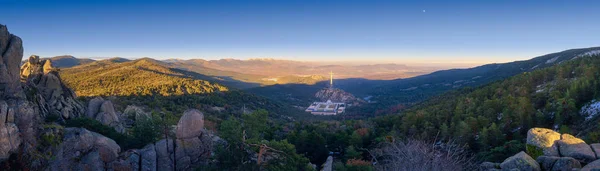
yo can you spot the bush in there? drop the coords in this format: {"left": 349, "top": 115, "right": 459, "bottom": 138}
{"left": 526, "top": 144, "right": 544, "bottom": 160}
{"left": 65, "top": 118, "right": 131, "bottom": 149}
{"left": 372, "top": 138, "right": 476, "bottom": 171}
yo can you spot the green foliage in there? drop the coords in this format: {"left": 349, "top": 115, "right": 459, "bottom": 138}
{"left": 65, "top": 117, "right": 161, "bottom": 150}
{"left": 373, "top": 55, "right": 600, "bottom": 157}
{"left": 526, "top": 144, "right": 544, "bottom": 160}
{"left": 216, "top": 110, "right": 311, "bottom": 170}
{"left": 130, "top": 114, "right": 161, "bottom": 149}
{"left": 242, "top": 109, "right": 269, "bottom": 140}
{"left": 65, "top": 118, "right": 130, "bottom": 148}
{"left": 477, "top": 140, "right": 525, "bottom": 162}
{"left": 344, "top": 146, "right": 362, "bottom": 161}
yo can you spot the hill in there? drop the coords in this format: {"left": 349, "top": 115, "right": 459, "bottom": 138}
{"left": 60, "top": 58, "right": 228, "bottom": 97}
{"left": 373, "top": 53, "right": 600, "bottom": 162}
{"left": 59, "top": 58, "right": 310, "bottom": 120}
{"left": 43, "top": 55, "right": 95, "bottom": 68}
{"left": 366, "top": 47, "right": 600, "bottom": 109}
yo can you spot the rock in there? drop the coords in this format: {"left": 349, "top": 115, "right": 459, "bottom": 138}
{"left": 0, "top": 101, "right": 7, "bottom": 127}
{"left": 590, "top": 144, "right": 600, "bottom": 159}
{"left": 557, "top": 134, "right": 596, "bottom": 163}
{"left": 124, "top": 105, "right": 150, "bottom": 121}
{"left": 176, "top": 109, "right": 204, "bottom": 139}
{"left": 109, "top": 150, "right": 141, "bottom": 171}
{"left": 20, "top": 55, "right": 84, "bottom": 120}
{"left": 86, "top": 97, "right": 104, "bottom": 118}
{"left": 49, "top": 128, "right": 121, "bottom": 170}
{"left": 0, "top": 123, "right": 22, "bottom": 161}
{"left": 42, "top": 59, "right": 54, "bottom": 74}
{"left": 79, "top": 151, "right": 105, "bottom": 171}
{"left": 481, "top": 162, "right": 500, "bottom": 170}
{"left": 499, "top": 151, "right": 541, "bottom": 171}
{"left": 537, "top": 156, "right": 560, "bottom": 171}
{"left": 140, "top": 144, "right": 157, "bottom": 171}
{"left": 95, "top": 101, "right": 119, "bottom": 126}
{"left": 315, "top": 88, "right": 365, "bottom": 105}
{"left": 155, "top": 139, "right": 175, "bottom": 171}
{"left": 0, "top": 24, "right": 24, "bottom": 98}
{"left": 176, "top": 136, "right": 211, "bottom": 169}
{"left": 552, "top": 157, "right": 581, "bottom": 171}
{"left": 582, "top": 159, "right": 600, "bottom": 171}
{"left": 527, "top": 128, "right": 561, "bottom": 156}
{"left": 322, "top": 156, "right": 333, "bottom": 171}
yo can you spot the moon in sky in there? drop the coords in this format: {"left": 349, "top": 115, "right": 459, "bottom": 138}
{"left": 423, "top": 10, "right": 426, "bottom": 13}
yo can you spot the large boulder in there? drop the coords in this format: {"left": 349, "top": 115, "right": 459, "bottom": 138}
{"left": 0, "top": 24, "right": 24, "bottom": 98}
{"left": 140, "top": 144, "right": 157, "bottom": 171}
{"left": 86, "top": 97, "right": 104, "bottom": 118}
{"left": 557, "top": 134, "right": 596, "bottom": 163}
{"left": 86, "top": 98, "right": 125, "bottom": 133}
{"left": 527, "top": 128, "right": 561, "bottom": 156}
{"left": 552, "top": 157, "right": 581, "bottom": 171}
{"left": 95, "top": 101, "right": 120, "bottom": 126}
{"left": 48, "top": 128, "right": 121, "bottom": 170}
{"left": 0, "top": 122, "right": 21, "bottom": 161}
{"left": 499, "top": 151, "right": 541, "bottom": 171}
{"left": 176, "top": 109, "right": 204, "bottom": 139}
{"left": 175, "top": 135, "right": 212, "bottom": 170}
{"left": 536, "top": 156, "right": 560, "bottom": 171}
{"left": 155, "top": 139, "right": 175, "bottom": 171}
{"left": 590, "top": 143, "right": 600, "bottom": 159}
{"left": 582, "top": 159, "right": 600, "bottom": 171}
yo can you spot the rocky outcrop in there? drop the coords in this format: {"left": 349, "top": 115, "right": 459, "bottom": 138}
{"left": 484, "top": 128, "right": 600, "bottom": 171}
{"left": 0, "top": 24, "right": 38, "bottom": 163}
{"left": 48, "top": 128, "right": 121, "bottom": 170}
{"left": 0, "top": 24, "right": 24, "bottom": 98}
{"left": 582, "top": 160, "right": 600, "bottom": 171}
{"left": 315, "top": 88, "right": 365, "bottom": 105}
{"left": 527, "top": 128, "right": 561, "bottom": 157}
{"left": 557, "top": 134, "right": 596, "bottom": 163}
{"left": 85, "top": 97, "right": 125, "bottom": 133}
{"left": 536, "top": 156, "right": 560, "bottom": 171}
{"left": 499, "top": 151, "right": 541, "bottom": 171}
{"left": 552, "top": 157, "right": 581, "bottom": 171}
{"left": 173, "top": 109, "right": 212, "bottom": 170}
{"left": 21, "top": 55, "right": 85, "bottom": 120}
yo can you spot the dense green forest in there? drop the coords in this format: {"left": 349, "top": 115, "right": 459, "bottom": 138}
{"left": 373, "top": 54, "right": 600, "bottom": 162}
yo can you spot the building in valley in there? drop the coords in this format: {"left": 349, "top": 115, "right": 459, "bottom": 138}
{"left": 305, "top": 72, "right": 346, "bottom": 115}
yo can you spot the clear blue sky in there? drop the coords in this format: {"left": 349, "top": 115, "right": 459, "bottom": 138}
{"left": 2, "top": 0, "right": 599, "bottom": 64}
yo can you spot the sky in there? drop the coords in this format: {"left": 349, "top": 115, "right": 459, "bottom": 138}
{"left": 1, "top": 0, "right": 600, "bottom": 65}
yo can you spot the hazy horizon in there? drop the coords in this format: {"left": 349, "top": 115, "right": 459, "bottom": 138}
{"left": 4, "top": 0, "right": 600, "bottom": 65}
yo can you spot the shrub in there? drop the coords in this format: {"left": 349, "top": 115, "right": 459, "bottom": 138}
{"left": 372, "top": 138, "right": 476, "bottom": 171}
{"left": 526, "top": 144, "right": 544, "bottom": 160}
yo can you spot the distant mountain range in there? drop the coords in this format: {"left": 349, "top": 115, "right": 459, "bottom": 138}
{"left": 41, "top": 55, "right": 439, "bottom": 89}
{"left": 248, "top": 46, "right": 600, "bottom": 116}
{"left": 43, "top": 46, "right": 600, "bottom": 117}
